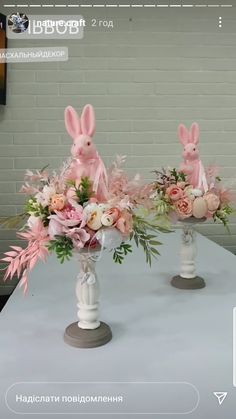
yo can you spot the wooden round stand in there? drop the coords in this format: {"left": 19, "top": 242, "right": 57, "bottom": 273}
{"left": 171, "top": 275, "right": 206, "bottom": 290}
{"left": 64, "top": 321, "right": 112, "bottom": 348}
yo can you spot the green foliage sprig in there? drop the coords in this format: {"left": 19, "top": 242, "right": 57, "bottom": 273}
{"left": 131, "top": 215, "right": 170, "bottom": 266}
{"left": 213, "top": 205, "right": 234, "bottom": 232}
{"left": 113, "top": 243, "right": 132, "bottom": 264}
{"left": 47, "top": 235, "right": 74, "bottom": 263}
{"left": 170, "top": 168, "right": 186, "bottom": 183}
{"left": 67, "top": 177, "right": 93, "bottom": 206}
{"left": 25, "top": 198, "right": 50, "bottom": 226}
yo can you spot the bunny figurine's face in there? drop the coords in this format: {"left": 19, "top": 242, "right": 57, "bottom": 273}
{"left": 65, "top": 104, "right": 97, "bottom": 161}
{"left": 178, "top": 122, "right": 200, "bottom": 161}
{"left": 71, "top": 135, "right": 96, "bottom": 159}
{"left": 182, "top": 143, "right": 199, "bottom": 161}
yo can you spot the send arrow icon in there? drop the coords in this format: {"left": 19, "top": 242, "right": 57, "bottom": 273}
{"left": 213, "top": 392, "right": 228, "bottom": 405}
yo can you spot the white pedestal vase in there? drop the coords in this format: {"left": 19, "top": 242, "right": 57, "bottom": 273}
{"left": 64, "top": 249, "right": 112, "bottom": 348}
{"left": 171, "top": 218, "right": 206, "bottom": 290}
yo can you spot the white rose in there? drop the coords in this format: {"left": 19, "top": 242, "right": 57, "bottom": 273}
{"left": 84, "top": 203, "right": 103, "bottom": 231}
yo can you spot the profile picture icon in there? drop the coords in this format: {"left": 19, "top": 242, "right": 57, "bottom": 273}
{"left": 8, "top": 12, "right": 29, "bottom": 34}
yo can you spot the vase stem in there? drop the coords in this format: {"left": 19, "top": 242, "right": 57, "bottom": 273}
{"left": 180, "top": 224, "right": 196, "bottom": 279}
{"left": 76, "top": 252, "right": 100, "bottom": 330}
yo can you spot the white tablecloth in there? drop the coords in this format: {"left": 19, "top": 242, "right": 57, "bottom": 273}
{"left": 0, "top": 230, "right": 236, "bottom": 418}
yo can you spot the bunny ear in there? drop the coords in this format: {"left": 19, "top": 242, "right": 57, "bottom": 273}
{"left": 190, "top": 122, "right": 199, "bottom": 144}
{"left": 81, "top": 104, "right": 96, "bottom": 137}
{"left": 64, "top": 106, "right": 81, "bottom": 139}
{"left": 178, "top": 124, "right": 189, "bottom": 145}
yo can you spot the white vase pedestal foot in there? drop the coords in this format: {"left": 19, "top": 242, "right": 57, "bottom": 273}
{"left": 171, "top": 275, "right": 205, "bottom": 290}
{"left": 64, "top": 321, "right": 112, "bottom": 348}
{"left": 171, "top": 218, "right": 206, "bottom": 290}
{"left": 64, "top": 249, "right": 112, "bottom": 348}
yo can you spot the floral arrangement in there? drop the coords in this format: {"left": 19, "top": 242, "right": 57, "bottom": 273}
{"left": 151, "top": 123, "right": 235, "bottom": 228}
{"left": 0, "top": 156, "right": 167, "bottom": 294}
{"left": 152, "top": 166, "right": 235, "bottom": 228}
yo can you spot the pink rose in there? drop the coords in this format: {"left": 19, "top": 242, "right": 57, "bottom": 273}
{"left": 104, "top": 208, "right": 120, "bottom": 223}
{"left": 166, "top": 184, "right": 184, "bottom": 201}
{"left": 175, "top": 197, "right": 193, "bottom": 219}
{"left": 116, "top": 210, "right": 133, "bottom": 235}
{"left": 50, "top": 194, "right": 66, "bottom": 211}
{"left": 204, "top": 193, "right": 220, "bottom": 212}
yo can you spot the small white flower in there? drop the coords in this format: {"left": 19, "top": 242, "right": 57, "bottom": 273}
{"left": 35, "top": 185, "right": 56, "bottom": 207}
{"left": 192, "top": 188, "right": 203, "bottom": 197}
{"left": 27, "top": 215, "right": 40, "bottom": 228}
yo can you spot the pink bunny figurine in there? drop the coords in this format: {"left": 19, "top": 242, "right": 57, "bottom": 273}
{"left": 64, "top": 104, "right": 108, "bottom": 202}
{"left": 178, "top": 122, "right": 208, "bottom": 192}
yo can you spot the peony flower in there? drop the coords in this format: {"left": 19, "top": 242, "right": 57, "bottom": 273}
{"left": 166, "top": 184, "right": 184, "bottom": 201}
{"left": 116, "top": 210, "right": 133, "bottom": 235}
{"left": 48, "top": 204, "right": 86, "bottom": 229}
{"left": 65, "top": 227, "right": 90, "bottom": 249}
{"left": 204, "top": 193, "right": 220, "bottom": 212}
{"left": 175, "top": 197, "right": 193, "bottom": 219}
{"left": 50, "top": 194, "right": 66, "bottom": 211}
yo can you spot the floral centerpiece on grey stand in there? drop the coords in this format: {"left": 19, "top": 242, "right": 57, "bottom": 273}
{"left": 1, "top": 104, "right": 168, "bottom": 348}
{"left": 152, "top": 122, "right": 236, "bottom": 290}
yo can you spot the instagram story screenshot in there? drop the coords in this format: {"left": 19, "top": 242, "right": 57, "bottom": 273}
{"left": 0, "top": 0, "right": 236, "bottom": 418}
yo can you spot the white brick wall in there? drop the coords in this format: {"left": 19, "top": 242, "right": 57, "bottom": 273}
{"left": 1, "top": 2, "right": 236, "bottom": 292}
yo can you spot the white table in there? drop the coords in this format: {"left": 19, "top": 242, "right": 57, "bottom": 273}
{"left": 1, "top": 230, "right": 236, "bottom": 418}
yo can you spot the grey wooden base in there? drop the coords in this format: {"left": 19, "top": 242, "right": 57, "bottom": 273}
{"left": 64, "top": 321, "right": 112, "bottom": 348}
{"left": 171, "top": 275, "right": 206, "bottom": 290}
